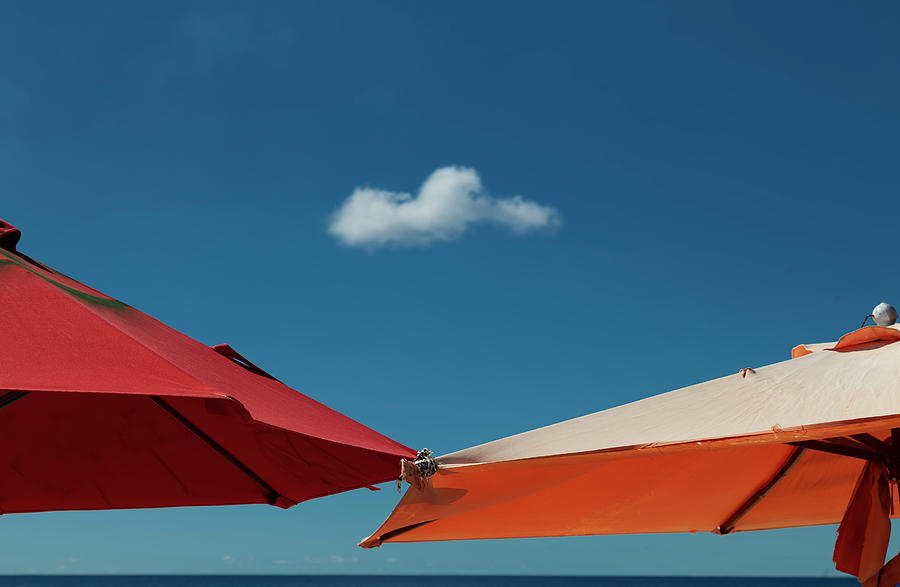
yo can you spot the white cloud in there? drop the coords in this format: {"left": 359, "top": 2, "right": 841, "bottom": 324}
{"left": 328, "top": 166, "right": 560, "bottom": 247}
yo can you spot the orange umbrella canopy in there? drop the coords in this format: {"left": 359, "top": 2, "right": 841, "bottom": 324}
{"left": 362, "top": 320, "right": 900, "bottom": 585}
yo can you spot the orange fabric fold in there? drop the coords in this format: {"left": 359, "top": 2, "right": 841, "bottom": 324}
{"left": 834, "top": 462, "right": 892, "bottom": 584}
{"left": 871, "top": 552, "right": 900, "bottom": 587}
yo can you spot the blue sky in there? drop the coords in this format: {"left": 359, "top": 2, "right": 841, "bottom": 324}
{"left": 1, "top": 0, "right": 899, "bottom": 577}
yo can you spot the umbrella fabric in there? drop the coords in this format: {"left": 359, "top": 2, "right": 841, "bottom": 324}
{"left": 833, "top": 462, "right": 892, "bottom": 584}
{"left": 361, "top": 323, "right": 900, "bottom": 583}
{"left": 0, "top": 219, "right": 415, "bottom": 513}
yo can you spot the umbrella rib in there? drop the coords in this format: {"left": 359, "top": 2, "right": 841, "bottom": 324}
{"left": 715, "top": 446, "right": 806, "bottom": 535}
{"left": 788, "top": 436, "right": 900, "bottom": 479}
{"left": 149, "top": 396, "right": 282, "bottom": 505}
{"left": 824, "top": 436, "right": 881, "bottom": 453}
{"left": 788, "top": 439, "right": 881, "bottom": 462}
{"left": 849, "top": 433, "right": 894, "bottom": 459}
{"left": 360, "top": 519, "right": 438, "bottom": 548}
{"left": 0, "top": 391, "right": 29, "bottom": 410}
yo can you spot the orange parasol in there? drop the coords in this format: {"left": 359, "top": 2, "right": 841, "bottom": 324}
{"left": 362, "top": 306, "right": 900, "bottom": 586}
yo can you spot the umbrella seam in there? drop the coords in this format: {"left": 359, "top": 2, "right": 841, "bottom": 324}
{"left": 434, "top": 414, "right": 900, "bottom": 469}
{"left": 11, "top": 262, "right": 226, "bottom": 399}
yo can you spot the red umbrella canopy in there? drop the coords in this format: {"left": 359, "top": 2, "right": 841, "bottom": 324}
{"left": 0, "top": 219, "right": 415, "bottom": 513}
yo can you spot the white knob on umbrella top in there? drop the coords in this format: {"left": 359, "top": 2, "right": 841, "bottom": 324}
{"left": 872, "top": 302, "right": 898, "bottom": 326}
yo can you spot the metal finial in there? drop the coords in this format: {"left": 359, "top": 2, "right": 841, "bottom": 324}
{"left": 872, "top": 302, "right": 898, "bottom": 327}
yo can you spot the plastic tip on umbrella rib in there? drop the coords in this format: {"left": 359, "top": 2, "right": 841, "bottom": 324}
{"left": 358, "top": 535, "right": 382, "bottom": 549}
{"left": 397, "top": 449, "right": 438, "bottom": 492}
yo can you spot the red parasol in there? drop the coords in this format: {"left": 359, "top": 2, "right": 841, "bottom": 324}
{"left": 0, "top": 219, "right": 414, "bottom": 513}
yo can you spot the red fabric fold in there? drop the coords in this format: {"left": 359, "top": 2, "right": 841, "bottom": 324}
{"left": 0, "top": 219, "right": 21, "bottom": 251}
{"left": 834, "top": 462, "right": 892, "bottom": 584}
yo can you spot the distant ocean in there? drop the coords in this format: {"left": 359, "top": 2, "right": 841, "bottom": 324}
{"left": 0, "top": 577, "right": 856, "bottom": 587}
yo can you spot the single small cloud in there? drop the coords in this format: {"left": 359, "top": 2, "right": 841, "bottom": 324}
{"left": 222, "top": 555, "right": 233, "bottom": 563}
{"left": 328, "top": 166, "right": 560, "bottom": 248}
